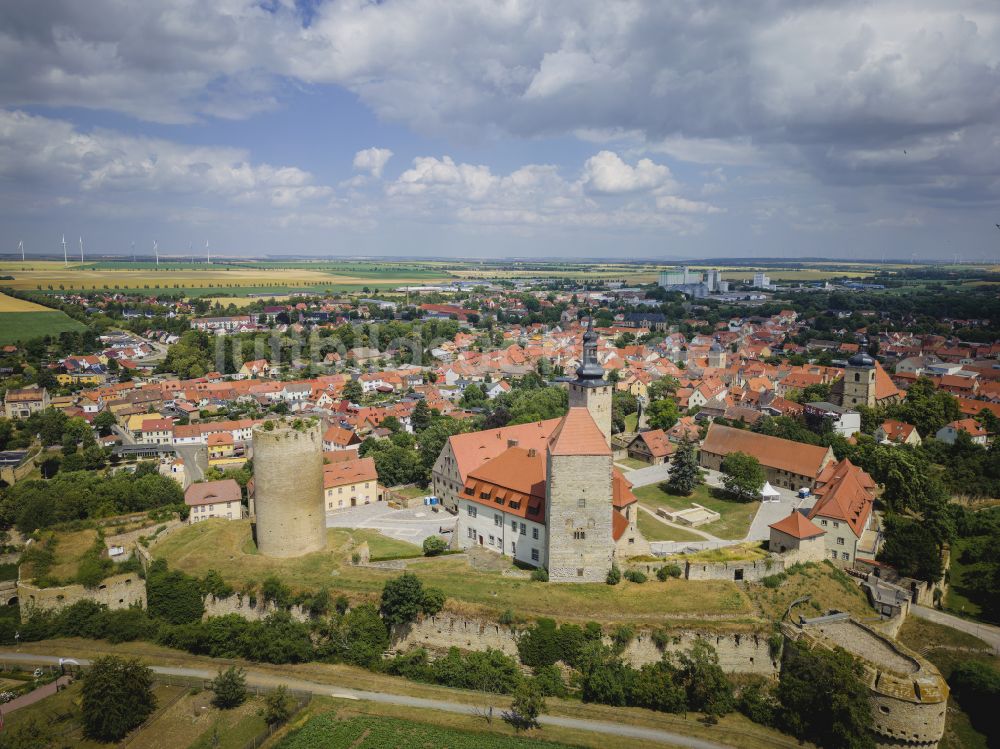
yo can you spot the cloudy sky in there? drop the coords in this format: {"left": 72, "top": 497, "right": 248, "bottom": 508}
{"left": 2, "top": 0, "right": 1000, "bottom": 260}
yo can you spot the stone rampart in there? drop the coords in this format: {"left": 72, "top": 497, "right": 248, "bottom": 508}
{"left": 783, "top": 617, "right": 947, "bottom": 749}
{"left": 391, "top": 614, "right": 777, "bottom": 674}
{"left": 203, "top": 594, "right": 309, "bottom": 623}
{"left": 685, "top": 557, "right": 785, "bottom": 582}
{"left": 17, "top": 573, "right": 146, "bottom": 617}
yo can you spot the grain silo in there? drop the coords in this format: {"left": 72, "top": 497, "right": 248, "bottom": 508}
{"left": 252, "top": 420, "right": 325, "bottom": 557}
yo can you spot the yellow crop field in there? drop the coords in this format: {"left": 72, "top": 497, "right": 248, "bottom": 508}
{"left": 202, "top": 295, "right": 293, "bottom": 307}
{"left": 0, "top": 292, "right": 54, "bottom": 312}
{"left": 0, "top": 268, "right": 449, "bottom": 292}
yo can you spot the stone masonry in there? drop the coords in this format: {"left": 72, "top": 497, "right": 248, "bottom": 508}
{"left": 252, "top": 421, "right": 326, "bottom": 558}
{"left": 545, "top": 452, "right": 614, "bottom": 583}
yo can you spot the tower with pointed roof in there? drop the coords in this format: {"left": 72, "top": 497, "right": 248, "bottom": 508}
{"left": 569, "top": 318, "right": 613, "bottom": 445}
{"left": 544, "top": 407, "right": 615, "bottom": 582}
{"left": 840, "top": 352, "right": 877, "bottom": 408}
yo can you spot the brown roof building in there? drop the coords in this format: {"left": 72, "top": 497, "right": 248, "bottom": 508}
{"left": 699, "top": 423, "right": 834, "bottom": 491}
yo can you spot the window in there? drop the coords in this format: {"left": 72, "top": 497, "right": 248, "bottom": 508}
{"left": 820, "top": 519, "right": 828, "bottom": 526}
{"left": 511, "top": 542, "right": 516, "bottom": 554}
{"left": 494, "top": 514, "right": 502, "bottom": 527}
{"left": 467, "top": 527, "right": 476, "bottom": 540}
{"left": 573, "top": 530, "right": 586, "bottom": 540}
{"left": 512, "top": 519, "right": 518, "bottom": 531}
{"left": 577, "top": 568, "right": 584, "bottom": 577}
{"left": 519, "top": 523, "right": 526, "bottom": 536}
{"left": 841, "top": 552, "right": 850, "bottom": 560}
{"left": 532, "top": 528, "right": 539, "bottom": 540}
{"left": 577, "top": 498, "right": 586, "bottom": 508}
{"left": 831, "top": 551, "right": 838, "bottom": 560}
{"left": 467, "top": 505, "right": 477, "bottom": 518}
{"left": 836, "top": 537, "right": 844, "bottom": 546}
{"left": 833, "top": 521, "right": 840, "bottom": 528}
{"left": 488, "top": 534, "right": 495, "bottom": 544}
{"left": 531, "top": 548, "right": 539, "bottom": 562}
{"left": 854, "top": 372, "right": 860, "bottom": 382}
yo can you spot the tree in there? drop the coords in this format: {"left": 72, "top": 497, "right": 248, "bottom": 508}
{"left": 460, "top": 383, "right": 486, "bottom": 408}
{"left": 778, "top": 641, "right": 875, "bottom": 749}
{"left": 411, "top": 399, "right": 432, "bottom": 432}
{"left": 503, "top": 680, "right": 546, "bottom": 732}
{"left": 342, "top": 379, "right": 363, "bottom": 403}
{"left": 211, "top": 666, "right": 248, "bottom": 709}
{"left": 380, "top": 572, "right": 429, "bottom": 628}
{"left": 92, "top": 410, "right": 117, "bottom": 436}
{"left": 81, "top": 656, "right": 156, "bottom": 741}
{"left": 676, "top": 639, "right": 734, "bottom": 717}
{"left": 262, "top": 685, "right": 293, "bottom": 726}
{"left": 667, "top": 437, "right": 702, "bottom": 495}
{"left": 949, "top": 660, "right": 1000, "bottom": 746}
{"left": 646, "top": 399, "right": 679, "bottom": 431}
{"left": 422, "top": 535, "right": 448, "bottom": 556}
{"left": 720, "top": 452, "right": 765, "bottom": 500}
{"left": 877, "top": 515, "right": 944, "bottom": 582}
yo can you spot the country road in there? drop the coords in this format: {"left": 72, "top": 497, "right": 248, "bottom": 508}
{"left": 911, "top": 606, "right": 1000, "bottom": 652}
{"left": 0, "top": 650, "right": 736, "bottom": 749}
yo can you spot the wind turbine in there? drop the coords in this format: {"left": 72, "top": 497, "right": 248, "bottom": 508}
{"left": 131, "top": 241, "right": 136, "bottom": 263}
{"left": 153, "top": 240, "right": 159, "bottom": 267}
{"left": 61, "top": 235, "right": 68, "bottom": 266}
{"left": 205, "top": 240, "right": 210, "bottom": 265}
{"left": 79, "top": 236, "right": 84, "bottom": 263}
{"left": 18, "top": 240, "right": 24, "bottom": 262}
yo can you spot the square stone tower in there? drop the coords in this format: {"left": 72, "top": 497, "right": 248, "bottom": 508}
{"left": 568, "top": 318, "right": 612, "bottom": 444}
{"left": 841, "top": 352, "right": 876, "bottom": 408}
{"left": 544, "top": 408, "right": 615, "bottom": 582}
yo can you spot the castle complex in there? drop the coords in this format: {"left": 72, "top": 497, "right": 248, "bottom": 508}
{"left": 450, "top": 319, "right": 648, "bottom": 580}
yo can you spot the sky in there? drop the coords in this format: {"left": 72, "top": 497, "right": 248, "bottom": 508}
{"left": 2, "top": 0, "right": 1000, "bottom": 261}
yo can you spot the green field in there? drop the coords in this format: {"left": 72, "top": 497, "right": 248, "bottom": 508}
{"left": 0, "top": 310, "right": 87, "bottom": 344}
{"left": 633, "top": 484, "right": 759, "bottom": 540}
{"left": 278, "top": 713, "right": 576, "bottom": 749}
{"left": 155, "top": 520, "right": 754, "bottom": 624}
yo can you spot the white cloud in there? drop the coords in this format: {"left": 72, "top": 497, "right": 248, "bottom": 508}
{"left": 352, "top": 147, "right": 394, "bottom": 178}
{"left": 580, "top": 151, "right": 675, "bottom": 195}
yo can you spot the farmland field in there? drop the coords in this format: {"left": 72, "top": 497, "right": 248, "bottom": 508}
{"left": 155, "top": 519, "right": 754, "bottom": 624}
{"left": 0, "top": 292, "right": 87, "bottom": 344}
{"left": 277, "top": 712, "right": 576, "bottom": 749}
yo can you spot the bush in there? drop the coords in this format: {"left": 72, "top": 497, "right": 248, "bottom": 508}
{"left": 623, "top": 569, "right": 647, "bottom": 584}
{"left": 422, "top": 535, "right": 448, "bottom": 556}
{"left": 530, "top": 567, "right": 548, "bottom": 582}
{"left": 210, "top": 666, "right": 247, "bottom": 709}
{"left": 381, "top": 573, "right": 430, "bottom": 627}
{"left": 760, "top": 573, "right": 787, "bottom": 589}
{"left": 81, "top": 656, "right": 155, "bottom": 741}
{"left": 146, "top": 559, "right": 204, "bottom": 625}
{"left": 262, "top": 685, "right": 293, "bottom": 726}
{"left": 606, "top": 564, "right": 621, "bottom": 585}
{"left": 517, "top": 618, "right": 561, "bottom": 668}
{"left": 657, "top": 564, "right": 683, "bottom": 581}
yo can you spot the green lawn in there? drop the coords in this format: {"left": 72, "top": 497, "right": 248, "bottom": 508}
{"left": 633, "top": 483, "right": 759, "bottom": 540}
{"left": 636, "top": 509, "right": 705, "bottom": 542}
{"left": 351, "top": 528, "right": 423, "bottom": 559}
{"left": 154, "top": 520, "right": 753, "bottom": 624}
{"left": 616, "top": 456, "right": 647, "bottom": 470}
{"left": 0, "top": 311, "right": 86, "bottom": 344}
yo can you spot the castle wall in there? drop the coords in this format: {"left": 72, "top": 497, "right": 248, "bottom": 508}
{"left": 684, "top": 557, "right": 786, "bottom": 582}
{"left": 545, "top": 452, "right": 614, "bottom": 583}
{"left": 202, "top": 594, "right": 310, "bottom": 623}
{"left": 17, "top": 573, "right": 146, "bottom": 617}
{"left": 391, "top": 614, "right": 777, "bottom": 674}
{"left": 252, "top": 423, "right": 325, "bottom": 558}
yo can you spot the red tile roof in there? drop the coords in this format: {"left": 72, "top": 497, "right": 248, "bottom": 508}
{"left": 463, "top": 447, "right": 547, "bottom": 520}
{"left": 807, "top": 459, "right": 876, "bottom": 537}
{"left": 701, "top": 424, "right": 832, "bottom": 478}
{"left": 447, "top": 418, "right": 562, "bottom": 482}
{"left": 769, "top": 510, "right": 825, "bottom": 540}
{"left": 323, "top": 456, "right": 378, "bottom": 488}
{"left": 548, "top": 408, "right": 611, "bottom": 456}
{"left": 185, "top": 479, "right": 241, "bottom": 507}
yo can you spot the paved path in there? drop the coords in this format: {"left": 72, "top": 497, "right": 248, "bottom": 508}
{"left": 623, "top": 462, "right": 672, "bottom": 488}
{"left": 326, "top": 503, "right": 456, "bottom": 545}
{"left": 174, "top": 444, "right": 207, "bottom": 484}
{"left": 0, "top": 652, "right": 733, "bottom": 749}
{"left": 911, "top": 606, "right": 1000, "bottom": 652}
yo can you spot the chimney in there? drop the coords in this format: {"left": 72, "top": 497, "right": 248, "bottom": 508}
{"left": 508, "top": 439, "right": 519, "bottom": 448}
{"left": 527, "top": 448, "right": 537, "bottom": 458}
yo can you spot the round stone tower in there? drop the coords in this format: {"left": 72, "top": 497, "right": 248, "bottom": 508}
{"left": 252, "top": 420, "right": 326, "bottom": 558}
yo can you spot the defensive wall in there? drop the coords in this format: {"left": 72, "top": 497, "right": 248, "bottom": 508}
{"left": 391, "top": 614, "right": 778, "bottom": 675}
{"left": 783, "top": 615, "right": 948, "bottom": 749}
{"left": 17, "top": 573, "right": 146, "bottom": 617}
{"left": 623, "top": 555, "right": 786, "bottom": 583}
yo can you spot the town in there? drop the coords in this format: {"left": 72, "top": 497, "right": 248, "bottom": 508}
{"left": 0, "top": 257, "right": 996, "bottom": 749}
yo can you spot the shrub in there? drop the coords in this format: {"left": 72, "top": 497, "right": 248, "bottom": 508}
{"left": 606, "top": 564, "right": 621, "bottom": 585}
{"left": 517, "top": 618, "right": 560, "bottom": 668}
{"left": 623, "top": 569, "right": 647, "bottom": 584}
{"left": 262, "top": 685, "right": 293, "bottom": 726}
{"left": 657, "top": 563, "right": 683, "bottom": 581}
{"left": 380, "top": 573, "right": 428, "bottom": 628}
{"left": 146, "top": 560, "right": 204, "bottom": 625}
{"left": 498, "top": 608, "right": 516, "bottom": 626}
{"left": 81, "top": 656, "right": 155, "bottom": 741}
{"left": 760, "top": 573, "right": 787, "bottom": 589}
{"left": 422, "top": 535, "right": 448, "bottom": 556}
{"left": 611, "top": 624, "right": 635, "bottom": 650}
{"left": 530, "top": 568, "right": 548, "bottom": 582}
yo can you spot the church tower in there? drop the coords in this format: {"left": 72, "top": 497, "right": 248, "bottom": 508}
{"left": 568, "top": 318, "right": 612, "bottom": 445}
{"left": 708, "top": 341, "right": 727, "bottom": 369}
{"left": 841, "top": 352, "right": 876, "bottom": 408}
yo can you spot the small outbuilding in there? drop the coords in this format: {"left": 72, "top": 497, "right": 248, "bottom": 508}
{"left": 768, "top": 510, "right": 826, "bottom": 562}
